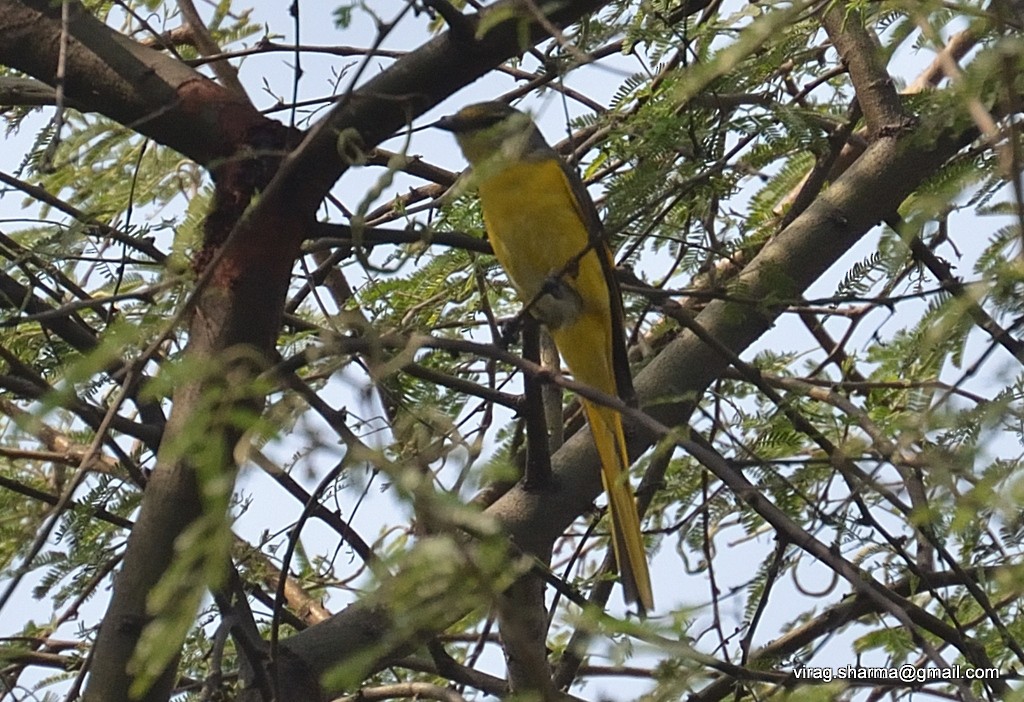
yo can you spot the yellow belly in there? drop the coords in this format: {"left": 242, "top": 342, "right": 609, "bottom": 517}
{"left": 478, "top": 159, "right": 610, "bottom": 327}
{"left": 477, "top": 157, "right": 617, "bottom": 395}
{"left": 472, "top": 148, "right": 651, "bottom": 609}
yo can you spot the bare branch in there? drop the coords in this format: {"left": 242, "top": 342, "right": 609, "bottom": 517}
{"left": 822, "top": 4, "right": 908, "bottom": 136}
{"left": 175, "top": 0, "right": 251, "bottom": 104}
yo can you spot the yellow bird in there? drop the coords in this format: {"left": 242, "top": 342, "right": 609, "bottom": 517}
{"left": 437, "top": 101, "right": 653, "bottom": 612}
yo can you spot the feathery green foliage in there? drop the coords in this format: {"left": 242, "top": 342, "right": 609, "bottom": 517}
{"left": 1, "top": 1, "right": 1024, "bottom": 701}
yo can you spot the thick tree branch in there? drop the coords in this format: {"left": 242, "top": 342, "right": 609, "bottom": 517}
{"left": 175, "top": 0, "right": 250, "bottom": 103}
{"left": 254, "top": 0, "right": 613, "bottom": 217}
{"left": 821, "top": 4, "right": 908, "bottom": 136}
{"left": 0, "top": 75, "right": 85, "bottom": 108}
{"left": 21, "top": 0, "right": 628, "bottom": 698}
{"left": 0, "top": 2, "right": 996, "bottom": 700}
{"left": 273, "top": 104, "right": 980, "bottom": 697}
{"left": 496, "top": 574, "right": 559, "bottom": 700}
{"left": 0, "top": 0, "right": 270, "bottom": 166}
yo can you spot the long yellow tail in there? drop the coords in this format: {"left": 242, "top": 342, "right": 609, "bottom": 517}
{"left": 582, "top": 398, "right": 653, "bottom": 614}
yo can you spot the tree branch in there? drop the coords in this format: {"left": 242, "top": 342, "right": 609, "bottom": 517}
{"left": 275, "top": 83, "right": 980, "bottom": 699}
{"left": 821, "top": 4, "right": 908, "bottom": 136}
{"left": 0, "top": 0, "right": 269, "bottom": 167}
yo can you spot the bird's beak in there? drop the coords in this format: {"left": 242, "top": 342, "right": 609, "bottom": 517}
{"left": 433, "top": 114, "right": 461, "bottom": 133}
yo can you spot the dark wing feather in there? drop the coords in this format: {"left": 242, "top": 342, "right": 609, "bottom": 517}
{"left": 556, "top": 157, "right": 637, "bottom": 406}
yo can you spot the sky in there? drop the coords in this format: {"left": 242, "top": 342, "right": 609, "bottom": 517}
{"left": 0, "top": 1, "right": 1017, "bottom": 700}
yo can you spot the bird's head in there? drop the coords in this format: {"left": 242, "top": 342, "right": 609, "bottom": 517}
{"left": 435, "top": 101, "right": 543, "bottom": 167}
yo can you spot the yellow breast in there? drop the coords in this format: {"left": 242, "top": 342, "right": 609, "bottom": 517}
{"left": 477, "top": 158, "right": 610, "bottom": 328}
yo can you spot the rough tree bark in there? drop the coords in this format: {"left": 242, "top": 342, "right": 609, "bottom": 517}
{"left": 0, "top": 0, "right": 992, "bottom": 700}
{"left": 273, "top": 100, "right": 979, "bottom": 700}
{"left": 0, "top": 0, "right": 622, "bottom": 699}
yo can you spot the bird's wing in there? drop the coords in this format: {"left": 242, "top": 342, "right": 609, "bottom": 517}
{"left": 556, "top": 158, "right": 636, "bottom": 406}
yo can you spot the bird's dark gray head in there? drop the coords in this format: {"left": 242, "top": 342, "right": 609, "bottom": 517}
{"left": 434, "top": 101, "right": 522, "bottom": 134}
{"left": 435, "top": 101, "right": 546, "bottom": 166}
